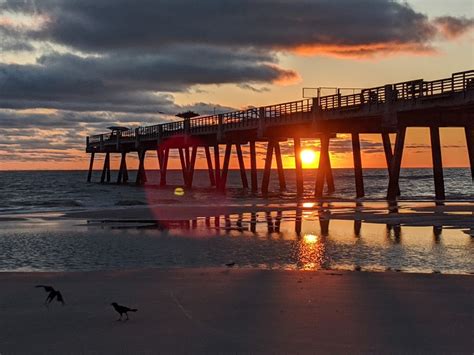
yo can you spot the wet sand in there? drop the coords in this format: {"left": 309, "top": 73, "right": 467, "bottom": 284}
{"left": 63, "top": 200, "right": 474, "bottom": 233}
{"left": 0, "top": 268, "right": 472, "bottom": 354}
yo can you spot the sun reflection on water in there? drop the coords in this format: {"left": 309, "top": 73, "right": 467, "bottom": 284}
{"left": 298, "top": 233, "right": 329, "bottom": 270}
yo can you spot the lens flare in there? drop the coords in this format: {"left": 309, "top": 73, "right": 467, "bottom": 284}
{"left": 174, "top": 187, "right": 185, "bottom": 196}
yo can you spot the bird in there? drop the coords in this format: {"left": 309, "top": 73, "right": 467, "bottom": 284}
{"left": 111, "top": 302, "right": 138, "bottom": 321}
{"left": 35, "top": 285, "right": 65, "bottom": 306}
{"left": 225, "top": 262, "right": 235, "bottom": 267}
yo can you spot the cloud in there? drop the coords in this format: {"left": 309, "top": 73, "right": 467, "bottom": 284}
{"left": 0, "top": 49, "right": 296, "bottom": 112}
{"left": 2, "top": 0, "right": 471, "bottom": 58}
{"left": 433, "top": 16, "right": 474, "bottom": 40}
{"left": 1, "top": 0, "right": 472, "bottom": 165}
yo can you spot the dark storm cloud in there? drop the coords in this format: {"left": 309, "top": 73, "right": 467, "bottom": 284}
{"left": 0, "top": 49, "right": 294, "bottom": 112}
{"left": 3, "top": 0, "right": 469, "bottom": 55}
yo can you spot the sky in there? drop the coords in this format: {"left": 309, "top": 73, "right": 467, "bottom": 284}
{"left": 0, "top": 0, "right": 473, "bottom": 170}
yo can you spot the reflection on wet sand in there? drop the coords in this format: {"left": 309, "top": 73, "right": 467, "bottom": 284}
{"left": 89, "top": 201, "right": 474, "bottom": 243}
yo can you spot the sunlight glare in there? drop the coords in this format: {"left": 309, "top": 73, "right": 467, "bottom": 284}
{"left": 300, "top": 149, "right": 316, "bottom": 165}
{"left": 304, "top": 234, "right": 318, "bottom": 244}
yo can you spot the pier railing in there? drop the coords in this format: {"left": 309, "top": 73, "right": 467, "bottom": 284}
{"left": 87, "top": 70, "right": 474, "bottom": 147}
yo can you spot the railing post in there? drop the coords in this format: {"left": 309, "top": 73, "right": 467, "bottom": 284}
{"left": 382, "top": 84, "right": 397, "bottom": 129}
{"left": 116, "top": 131, "right": 121, "bottom": 150}
{"left": 217, "top": 114, "right": 223, "bottom": 142}
{"left": 157, "top": 125, "right": 163, "bottom": 144}
{"left": 99, "top": 135, "right": 104, "bottom": 150}
{"left": 86, "top": 136, "right": 90, "bottom": 147}
{"left": 184, "top": 119, "right": 190, "bottom": 144}
{"left": 135, "top": 128, "right": 140, "bottom": 149}
{"left": 258, "top": 107, "right": 265, "bottom": 138}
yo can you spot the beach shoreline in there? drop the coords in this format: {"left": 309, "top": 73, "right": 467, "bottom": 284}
{"left": 0, "top": 268, "right": 472, "bottom": 354}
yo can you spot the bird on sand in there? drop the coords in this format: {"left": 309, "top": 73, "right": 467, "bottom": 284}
{"left": 225, "top": 262, "right": 235, "bottom": 267}
{"left": 111, "top": 302, "right": 138, "bottom": 321}
{"left": 35, "top": 285, "right": 65, "bottom": 306}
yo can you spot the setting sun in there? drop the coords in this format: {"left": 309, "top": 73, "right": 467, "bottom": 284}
{"left": 300, "top": 149, "right": 316, "bottom": 165}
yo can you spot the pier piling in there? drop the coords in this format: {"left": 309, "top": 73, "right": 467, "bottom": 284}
{"left": 351, "top": 133, "right": 365, "bottom": 198}
{"left": 430, "top": 127, "right": 445, "bottom": 200}
{"left": 387, "top": 128, "right": 406, "bottom": 200}
{"left": 250, "top": 141, "right": 258, "bottom": 193}
{"left": 294, "top": 137, "right": 304, "bottom": 196}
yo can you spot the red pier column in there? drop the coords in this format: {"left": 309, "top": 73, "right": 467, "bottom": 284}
{"left": 178, "top": 148, "right": 188, "bottom": 186}
{"left": 187, "top": 146, "right": 198, "bottom": 188}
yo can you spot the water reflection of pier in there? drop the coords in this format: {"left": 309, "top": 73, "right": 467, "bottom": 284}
{"left": 91, "top": 203, "right": 462, "bottom": 242}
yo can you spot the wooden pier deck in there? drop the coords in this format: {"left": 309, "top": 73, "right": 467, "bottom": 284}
{"left": 86, "top": 70, "right": 474, "bottom": 200}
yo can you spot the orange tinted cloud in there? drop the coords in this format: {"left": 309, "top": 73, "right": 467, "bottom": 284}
{"left": 293, "top": 42, "right": 436, "bottom": 59}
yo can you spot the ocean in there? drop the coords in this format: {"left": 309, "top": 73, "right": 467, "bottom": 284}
{"left": 0, "top": 168, "right": 472, "bottom": 274}
{"left": 0, "top": 168, "right": 472, "bottom": 214}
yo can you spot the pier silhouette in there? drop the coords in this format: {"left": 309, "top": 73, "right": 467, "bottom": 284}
{"left": 86, "top": 70, "right": 474, "bottom": 200}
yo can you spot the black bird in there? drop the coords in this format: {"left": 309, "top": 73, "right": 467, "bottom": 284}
{"left": 35, "top": 285, "right": 65, "bottom": 306}
{"left": 111, "top": 302, "right": 138, "bottom": 321}
{"left": 225, "top": 262, "right": 235, "bottom": 267}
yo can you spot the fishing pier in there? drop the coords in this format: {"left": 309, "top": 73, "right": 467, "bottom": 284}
{"left": 86, "top": 70, "right": 474, "bottom": 200}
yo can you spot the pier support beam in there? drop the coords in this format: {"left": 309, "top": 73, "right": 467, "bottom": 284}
{"left": 274, "top": 142, "right": 286, "bottom": 191}
{"left": 382, "top": 133, "right": 400, "bottom": 195}
{"left": 430, "top": 127, "right": 445, "bottom": 200}
{"left": 204, "top": 146, "right": 216, "bottom": 187}
{"left": 136, "top": 150, "right": 147, "bottom": 185}
{"left": 250, "top": 141, "right": 258, "bottom": 193}
{"left": 261, "top": 141, "right": 275, "bottom": 196}
{"left": 236, "top": 144, "right": 249, "bottom": 189}
{"left": 178, "top": 148, "right": 188, "bottom": 186}
{"left": 387, "top": 127, "right": 406, "bottom": 200}
{"left": 324, "top": 145, "right": 335, "bottom": 194}
{"left": 315, "top": 135, "right": 331, "bottom": 197}
{"left": 219, "top": 143, "right": 232, "bottom": 191}
{"left": 100, "top": 153, "right": 110, "bottom": 183}
{"left": 465, "top": 127, "right": 474, "bottom": 180}
{"left": 294, "top": 137, "right": 304, "bottom": 196}
{"left": 157, "top": 147, "right": 169, "bottom": 186}
{"left": 214, "top": 145, "right": 221, "bottom": 190}
{"left": 187, "top": 146, "right": 198, "bottom": 188}
{"left": 351, "top": 133, "right": 365, "bottom": 198}
{"left": 87, "top": 153, "right": 95, "bottom": 182}
{"left": 117, "top": 152, "right": 128, "bottom": 184}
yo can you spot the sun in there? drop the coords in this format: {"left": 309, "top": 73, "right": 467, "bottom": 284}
{"left": 300, "top": 149, "right": 316, "bottom": 165}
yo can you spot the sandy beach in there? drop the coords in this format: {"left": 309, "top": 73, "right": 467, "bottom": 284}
{"left": 0, "top": 268, "right": 472, "bottom": 354}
